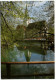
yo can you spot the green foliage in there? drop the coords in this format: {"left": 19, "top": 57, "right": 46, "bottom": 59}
{"left": 1, "top": 1, "right": 54, "bottom": 52}
{"left": 1, "top": 1, "right": 30, "bottom": 47}
{"left": 1, "top": 13, "right": 14, "bottom": 47}
{"left": 15, "top": 25, "right": 26, "bottom": 40}
{"left": 48, "top": 27, "right": 54, "bottom": 34}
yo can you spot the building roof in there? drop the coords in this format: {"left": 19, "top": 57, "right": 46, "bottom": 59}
{"left": 27, "top": 20, "right": 46, "bottom": 29}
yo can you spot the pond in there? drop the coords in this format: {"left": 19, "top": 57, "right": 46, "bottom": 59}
{"left": 1, "top": 41, "right": 54, "bottom": 79}
{"left": 1, "top": 42, "right": 54, "bottom": 62}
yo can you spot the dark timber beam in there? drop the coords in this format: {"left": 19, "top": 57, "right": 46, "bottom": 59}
{"left": 1, "top": 61, "right": 54, "bottom": 64}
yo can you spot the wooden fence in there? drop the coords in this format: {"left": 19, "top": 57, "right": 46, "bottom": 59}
{"left": 1, "top": 61, "right": 54, "bottom": 79}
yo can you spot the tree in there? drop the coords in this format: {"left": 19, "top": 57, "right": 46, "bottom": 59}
{"left": 15, "top": 25, "right": 26, "bottom": 40}
{"left": 43, "top": 1, "right": 54, "bottom": 34}
{"left": 0, "top": 1, "right": 26, "bottom": 47}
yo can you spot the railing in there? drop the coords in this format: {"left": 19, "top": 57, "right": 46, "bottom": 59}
{"left": 1, "top": 61, "right": 54, "bottom": 64}
{"left": 1, "top": 61, "right": 55, "bottom": 79}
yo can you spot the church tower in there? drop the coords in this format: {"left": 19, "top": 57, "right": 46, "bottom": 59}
{"left": 23, "top": 4, "right": 29, "bottom": 27}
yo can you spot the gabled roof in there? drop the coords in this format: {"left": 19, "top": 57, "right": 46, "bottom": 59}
{"left": 27, "top": 20, "right": 46, "bottom": 29}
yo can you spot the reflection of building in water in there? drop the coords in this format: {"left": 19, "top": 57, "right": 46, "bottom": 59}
{"left": 24, "top": 50, "right": 31, "bottom": 62}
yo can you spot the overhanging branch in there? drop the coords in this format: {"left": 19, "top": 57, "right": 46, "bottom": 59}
{"left": 0, "top": 12, "right": 13, "bottom": 37}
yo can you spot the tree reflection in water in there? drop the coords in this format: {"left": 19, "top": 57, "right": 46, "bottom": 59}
{"left": 24, "top": 49, "right": 31, "bottom": 62}
{"left": 1, "top": 42, "right": 54, "bottom": 79}
{"left": 1, "top": 42, "right": 54, "bottom": 62}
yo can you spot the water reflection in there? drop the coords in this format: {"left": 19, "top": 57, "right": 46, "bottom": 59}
{"left": 1, "top": 42, "right": 54, "bottom": 79}
{"left": 24, "top": 50, "right": 31, "bottom": 62}
{"left": 1, "top": 42, "right": 54, "bottom": 62}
